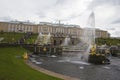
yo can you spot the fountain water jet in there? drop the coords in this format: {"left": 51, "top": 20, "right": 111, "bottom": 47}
{"left": 44, "top": 33, "right": 51, "bottom": 45}
{"left": 35, "top": 32, "right": 51, "bottom": 45}
{"left": 35, "top": 32, "right": 43, "bottom": 45}
{"left": 85, "top": 11, "right": 110, "bottom": 64}
{"left": 62, "top": 36, "right": 70, "bottom": 46}
{"left": 59, "top": 11, "right": 110, "bottom": 64}
{"left": 78, "top": 11, "right": 96, "bottom": 61}
{"left": 59, "top": 11, "right": 96, "bottom": 65}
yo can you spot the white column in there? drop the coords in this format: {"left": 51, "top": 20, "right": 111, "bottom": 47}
{"left": 19, "top": 25, "right": 20, "bottom": 30}
{"left": 16, "top": 25, "right": 18, "bottom": 32}
{"left": 23, "top": 25, "right": 26, "bottom": 32}
{"left": 8, "top": 24, "right": 11, "bottom": 32}
{"left": 28, "top": 26, "right": 30, "bottom": 32}
{"left": 31, "top": 26, "right": 33, "bottom": 32}
{"left": 12, "top": 24, "right": 15, "bottom": 32}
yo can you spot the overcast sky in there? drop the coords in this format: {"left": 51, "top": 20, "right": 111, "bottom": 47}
{"left": 0, "top": 0, "right": 120, "bottom": 37}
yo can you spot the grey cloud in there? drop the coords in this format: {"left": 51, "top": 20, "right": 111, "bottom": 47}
{"left": 57, "top": 13, "right": 83, "bottom": 21}
{"left": 93, "top": 0, "right": 120, "bottom": 6}
{"left": 55, "top": 0, "right": 72, "bottom": 5}
{"left": 88, "top": 0, "right": 120, "bottom": 9}
{"left": 0, "top": 0, "right": 120, "bottom": 37}
{"left": 55, "top": 0, "right": 65, "bottom": 5}
{"left": 111, "top": 18, "right": 120, "bottom": 24}
{"left": 0, "top": 16, "right": 12, "bottom": 21}
{"left": 36, "top": 12, "right": 47, "bottom": 18}
{"left": 113, "top": 31, "right": 120, "bottom": 36}
{"left": 105, "top": 27, "right": 116, "bottom": 30}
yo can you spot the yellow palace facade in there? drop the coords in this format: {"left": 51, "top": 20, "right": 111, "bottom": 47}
{"left": 0, "top": 21, "right": 110, "bottom": 45}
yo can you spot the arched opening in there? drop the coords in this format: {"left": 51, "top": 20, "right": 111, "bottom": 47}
{"left": 72, "top": 41, "right": 74, "bottom": 45}
{"left": 60, "top": 40, "right": 62, "bottom": 45}
{"left": 54, "top": 40, "right": 56, "bottom": 46}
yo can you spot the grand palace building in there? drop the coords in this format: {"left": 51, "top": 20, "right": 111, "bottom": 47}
{"left": 0, "top": 21, "right": 110, "bottom": 45}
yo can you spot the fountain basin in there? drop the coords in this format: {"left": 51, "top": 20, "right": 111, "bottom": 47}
{"left": 22, "top": 44, "right": 63, "bottom": 56}
{"left": 88, "top": 54, "right": 110, "bottom": 64}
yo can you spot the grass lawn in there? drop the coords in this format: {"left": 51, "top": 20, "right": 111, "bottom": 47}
{"left": 0, "top": 47, "right": 62, "bottom": 80}
{"left": 25, "top": 34, "right": 38, "bottom": 44}
{"left": 96, "top": 38, "right": 120, "bottom": 45}
{"left": 0, "top": 32, "right": 25, "bottom": 43}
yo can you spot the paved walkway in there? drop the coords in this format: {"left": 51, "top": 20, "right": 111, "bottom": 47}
{"left": 25, "top": 60, "right": 79, "bottom": 80}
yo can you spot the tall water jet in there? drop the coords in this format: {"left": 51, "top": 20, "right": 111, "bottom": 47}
{"left": 84, "top": 11, "right": 95, "bottom": 45}
{"left": 61, "top": 11, "right": 95, "bottom": 62}
{"left": 45, "top": 33, "right": 51, "bottom": 45}
{"left": 35, "top": 32, "right": 43, "bottom": 45}
{"left": 41, "top": 33, "right": 51, "bottom": 45}
{"left": 80, "top": 11, "right": 95, "bottom": 61}
{"left": 63, "top": 36, "right": 70, "bottom": 46}
{"left": 85, "top": 11, "right": 111, "bottom": 64}
{"left": 35, "top": 32, "right": 51, "bottom": 45}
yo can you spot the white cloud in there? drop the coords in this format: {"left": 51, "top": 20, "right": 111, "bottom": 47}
{"left": 95, "top": 5, "right": 115, "bottom": 24}
{"left": 0, "top": 0, "right": 120, "bottom": 37}
{"left": 0, "top": 0, "right": 92, "bottom": 22}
